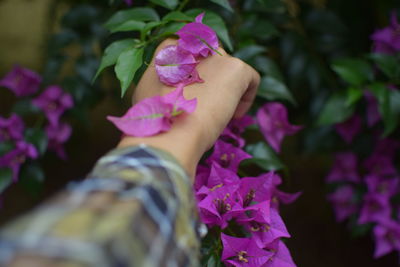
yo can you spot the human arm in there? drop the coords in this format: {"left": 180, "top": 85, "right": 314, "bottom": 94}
{"left": 0, "top": 39, "right": 260, "bottom": 267}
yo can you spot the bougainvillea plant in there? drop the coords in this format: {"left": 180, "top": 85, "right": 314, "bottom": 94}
{"left": 324, "top": 11, "right": 400, "bottom": 260}
{"left": 97, "top": 2, "right": 301, "bottom": 265}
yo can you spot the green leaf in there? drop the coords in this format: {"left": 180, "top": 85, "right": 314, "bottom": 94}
{"left": 244, "top": 142, "right": 285, "bottom": 171}
{"left": 209, "top": 0, "right": 234, "bottom": 12}
{"left": 19, "top": 163, "right": 45, "bottom": 197}
{"left": 24, "top": 128, "right": 48, "bottom": 155}
{"left": 346, "top": 86, "right": 363, "bottom": 106}
{"left": 0, "top": 142, "right": 13, "bottom": 155}
{"left": 186, "top": 9, "right": 233, "bottom": 51}
{"left": 252, "top": 56, "right": 283, "bottom": 81}
{"left": 108, "top": 20, "right": 146, "bottom": 33}
{"left": 257, "top": 76, "right": 296, "bottom": 105}
{"left": 0, "top": 168, "right": 12, "bottom": 194}
{"left": 12, "top": 99, "right": 41, "bottom": 116}
{"left": 369, "top": 83, "right": 400, "bottom": 136}
{"left": 239, "top": 16, "right": 279, "bottom": 41}
{"left": 158, "top": 22, "right": 186, "bottom": 35}
{"left": 142, "top": 21, "right": 164, "bottom": 35}
{"left": 234, "top": 45, "right": 266, "bottom": 62}
{"left": 162, "top": 11, "right": 192, "bottom": 22}
{"left": 149, "top": 0, "right": 178, "bottom": 10}
{"left": 115, "top": 47, "right": 144, "bottom": 97}
{"left": 369, "top": 53, "right": 400, "bottom": 80}
{"left": 104, "top": 8, "right": 159, "bottom": 29}
{"left": 317, "top": 93, "right": 354, "bottom": 125}
{"left": 93, "top": 39, "right": 138, "bottom": 82}
{"left": 331, "top": 58, "right": 373, "bottom": 86}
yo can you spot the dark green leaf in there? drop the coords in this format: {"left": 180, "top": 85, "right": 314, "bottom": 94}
{"left": 93, "top": 39, "right": 138, "bottom": 81}
{"left": 19, "top": 163, "right": 44, "bottom": 197}
{"left": 239, "top": 16, "right": 279, "bottom": 41}
{"left": 104, "top": 8, "right": 159, "bottom": 29}
{"left": 209, "top": 0, "right": 234, "bottom": 12}
{"left": 234, "top": 45, "right": 266, "bottom": 62}
{"left": 76, "top": 56, "right": 99, "bottom": 83}
{"left": 244, "top": 142, "right": 285, "bottom": 171}
{"left": 0, "top": 168, "right": 12, "bottom": 194}
{"left": 0, "top": 142, "right": 13, "bottom": 155}
{"left": 150, "top": 0, "right": 178, "bottom": 10}
{"left": 115, "top": 47, "right": 144, "bottom": 97}
{"left": 24, "top": 128, "right": 48, "bottom": 155}
{"left": 109, "top": 20, "right": 146, "bottom": 33}
{"left": 252, "top": 56, "right": 283, "bottom": 81}
{"left": 186, "top": 9, "right": 233, "bottom": 51}
{"left": 142, "top": 21, "right": 164, "bottom": 35}
{"left": 158, "top": 22, "right": 185, "bottom": 35}
{"left": 331, "top": 58, "right": 373, "bottom": 86}
{"left": 257, "top": 76, "right": 296, "bottom": 105}
{"left": 346, "top": 86, "right": 363, "bottom": 106}
{"left": 369, "top": 83, "right": 400, "bottom": 136}
{"left": 317, "top": 93, "right": 354, "bottom": 125}
{"left": 12, "top": 99, "right": 41, "bottom": 116}
{"left": 369, "top": 53, "right": 400, "bottom": 80}
{"left": 162, "top": 11, "right": 192, "bottom": 22}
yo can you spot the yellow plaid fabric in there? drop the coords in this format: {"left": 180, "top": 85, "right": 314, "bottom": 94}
{"left": 0, "top": 144, "right": 201, "bottom": 267}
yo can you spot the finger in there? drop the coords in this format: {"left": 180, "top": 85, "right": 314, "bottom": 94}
{"left": 233, "top": 67, "right": 260, "bottom": 118}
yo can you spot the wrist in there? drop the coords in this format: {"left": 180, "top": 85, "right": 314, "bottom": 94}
{"left": 117, "top": 113, "right": 205, "bottom": 178}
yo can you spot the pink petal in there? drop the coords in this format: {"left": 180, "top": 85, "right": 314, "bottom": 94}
{"left": 155, "top": 45, "right": 198, "bottom": 86}
{"left": 162, "top": 84, "right": 197, "bottom": 114}
{"left": 107, "top": 96, "right": 173, "bottom": 137}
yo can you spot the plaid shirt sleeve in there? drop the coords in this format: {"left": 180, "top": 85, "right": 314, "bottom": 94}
{"left": 0, "top": 144, "right": 201, "bottom": 267}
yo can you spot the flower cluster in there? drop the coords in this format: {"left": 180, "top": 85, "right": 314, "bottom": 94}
{"left": 195, "top": 104, "right": 300, "bottom": 266}
{"left": 108, "top": 13, "right": 218, "bottom": 137}
{"left": 327, "top": 137, "right": 400, "bottom": 258}
{"left": 326, "top": 12, "right": 400, "bottom": 259}
{"left": 0, "top": 66, "right": 73, "bottom": 184}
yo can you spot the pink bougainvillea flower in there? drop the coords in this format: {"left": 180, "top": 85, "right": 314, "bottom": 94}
{"left": 0, "top": 141, "right": 38, "bottom": 182}
{"left": 176, "top": 13, "right": 219, "bottom": 58}
{"left": 238, "top": 174, "right": 274, "bottom": 207}
{"left": 373, "top": 218, "right": 400, "bottom": 258}
{"left": 107, "top": 85, "right": 197, "bottom": 137}
{"left": 206, "top": 139, "right": 252, "bottom": 172}
{"left": 221, "top": 115, "right": 255, "bottom": 147}
{"left": 242, "top": 206, "right": 290, "bottom": 248}
{"left": 33, "top": 85, "right": 73, "bottom": 125}
{"left": 373, "top": 136, "right": 400, "bottom": 158}
{"left": 162, "top": 84, "right": 197, "bottom": 114}
{"left": 196, "top": 162, "right": 240, "bottom": 200}
{"left": 370, "top": 12, "right": 400, "bottom": 54}
{"left": 335, "top": 114, "right": 362, "bottom": 144}
{"left": 263, "top": 240, "right": 297, "bottom": 267}
{"left": 197, "top": 184, "right": 242, "bottom": 228}
{"left": 327, "top": 185, "right": 359, "bottom": 222}
{"left": 364, "top": 91, "right": 381, "bottom": 127}
{"left": 326, "top": 152, "right": 360, "bottom": 183}
{"left": 363, "top": 152, "right": 397, "bottom": 176}
{"left": 256, "top": 102, "right": 302, "bottom": 153}
{"left": 124, "top": 0, "right": 133, "bottom": 6}
{"left": 221, "top": 233, "right": 273, "bottom": 267}
{"left": 155, "top": 45, "right": 203, "bottom": 86}
{"left": 0, "top": 65, "right": 41, "bottom": 97}
{"left": 365, "top": 174, "right": 399, "bottom": 197}
{"left": 45, "top": 122, "right": 72, "bottom": 160}
{"left": 0, "top": 114, "right": 24, "bottom": 142}
{"left": 358, "top": 193, "right": 391, "bottom": 224}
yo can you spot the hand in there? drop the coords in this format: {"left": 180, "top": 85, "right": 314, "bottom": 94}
{"left": 119, "top": 39, "right": 260, "bottom": 177}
